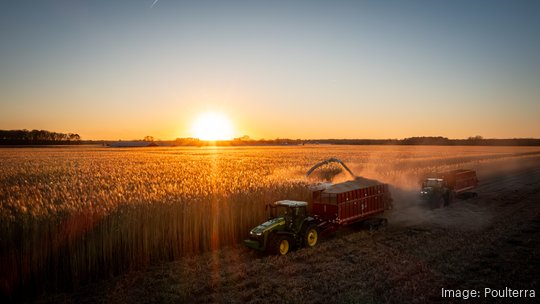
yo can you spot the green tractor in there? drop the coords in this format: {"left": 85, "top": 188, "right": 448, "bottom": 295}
{"left": 244, "top": 200, "right": 320, "bottom": 255}
{"left": 420, "top": 178, "right": 452, "bottom": 208}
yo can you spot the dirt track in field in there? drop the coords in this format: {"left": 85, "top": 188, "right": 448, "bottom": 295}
{"left": 41, "top": 157, "right": 540, "bottom": 304}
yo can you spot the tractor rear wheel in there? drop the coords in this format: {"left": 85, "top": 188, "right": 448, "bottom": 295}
{"left": 430, "top": 195, "right": 445, "bottom": 209}
{"left": 303, "top": 224, "right": 320, "bottom": 248}
{"left": 269, "top": 234, "right": 294, "bottom": 255}
{"left": 444, "top": 190, "right": 454, "bottom": 206}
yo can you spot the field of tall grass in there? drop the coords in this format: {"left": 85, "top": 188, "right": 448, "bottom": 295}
{"left": 1, "top": 145, "right": 539, "bottom": 299}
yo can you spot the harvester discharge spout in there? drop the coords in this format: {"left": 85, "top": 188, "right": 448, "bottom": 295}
{"left": 305, "top": 157, "right": 356, "bottom": 178}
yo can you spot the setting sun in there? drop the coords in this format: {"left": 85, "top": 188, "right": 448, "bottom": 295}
{"left": 191, "top": 112, "right": 234, "bottom": 140}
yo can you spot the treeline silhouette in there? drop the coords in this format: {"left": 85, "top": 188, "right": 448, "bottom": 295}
{"left": 2, "top": 132, "right": 538, "bottom": 146}
{"left": 321, "top": 136, "right": 540, "bottom": 146}
{"left": 0, "top": 129, "right": 81, "bottom": 145}
{"left": 172, "top": 136, "right": 540, "bottom": 146}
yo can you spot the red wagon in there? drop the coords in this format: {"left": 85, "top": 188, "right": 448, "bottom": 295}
{"left": 311, "top": 179, "right": 393, "bottom": 233}
{"left": 439, "top": 169, "right": 478, "bottom": 193}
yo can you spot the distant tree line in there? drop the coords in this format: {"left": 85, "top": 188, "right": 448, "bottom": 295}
{"left": 171, "top": 136, "right": 540, "bottom": 147}
{"left": 173, "top": 137, "right": 308, "bottom": 146}
{"left": 309, "top": 136, "right": 540, "bottom": 146}
{"left": 0, "top": 129, "right": 81, "bottom": 145}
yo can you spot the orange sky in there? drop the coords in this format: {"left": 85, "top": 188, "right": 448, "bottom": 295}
{"left": 1, "top": 1, "right": 539, "bottom": 140}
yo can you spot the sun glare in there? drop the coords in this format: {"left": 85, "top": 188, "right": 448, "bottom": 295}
{"left": 191, "top": 112, "right": 234, "bottom": 140}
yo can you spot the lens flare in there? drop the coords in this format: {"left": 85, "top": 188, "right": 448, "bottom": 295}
{"left": 191, "top": 112, "right": 234, "bottom": 140}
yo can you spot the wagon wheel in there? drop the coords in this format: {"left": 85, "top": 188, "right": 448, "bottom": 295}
{"left": 365, "top": 218, "right": 387, "bottom": 231}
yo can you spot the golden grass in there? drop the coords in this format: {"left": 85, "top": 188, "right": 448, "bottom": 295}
{"left": 0, "top": 145, "right": 538, "bottom": 297}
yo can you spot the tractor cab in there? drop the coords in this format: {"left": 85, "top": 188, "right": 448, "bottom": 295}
{"left": 424, "top": 178, "right": 445, "bottom": 188}
{"left": 268, "top": 200, "right": 308, "bottom": 231}
{"left": 420, "top": 178, "right": 446, "bottom": 199}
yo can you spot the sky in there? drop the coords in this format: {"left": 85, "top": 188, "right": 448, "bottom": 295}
{"left": 0, "top": 0, "right": 539, "bottom": 140}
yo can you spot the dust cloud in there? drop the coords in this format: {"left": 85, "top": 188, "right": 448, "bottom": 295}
{"left": 299, "top": 153, "right": 540, "bottom": 232}
{"left": 386, "top": 186, "right": 493, "bottom": 231}
{"left": 335, "top": 161, "right": 498, "bottom": 231}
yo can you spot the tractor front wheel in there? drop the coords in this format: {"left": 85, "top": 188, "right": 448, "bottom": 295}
{"left": 269, "top": 235, "right": 294, "bottom": 255}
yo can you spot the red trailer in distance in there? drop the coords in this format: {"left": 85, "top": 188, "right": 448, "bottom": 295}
{"left": 439, "top": 169, "right": 478, "bottom": 194}
{"left": 420, "top": 169, "right": 479, "bottom": 206}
